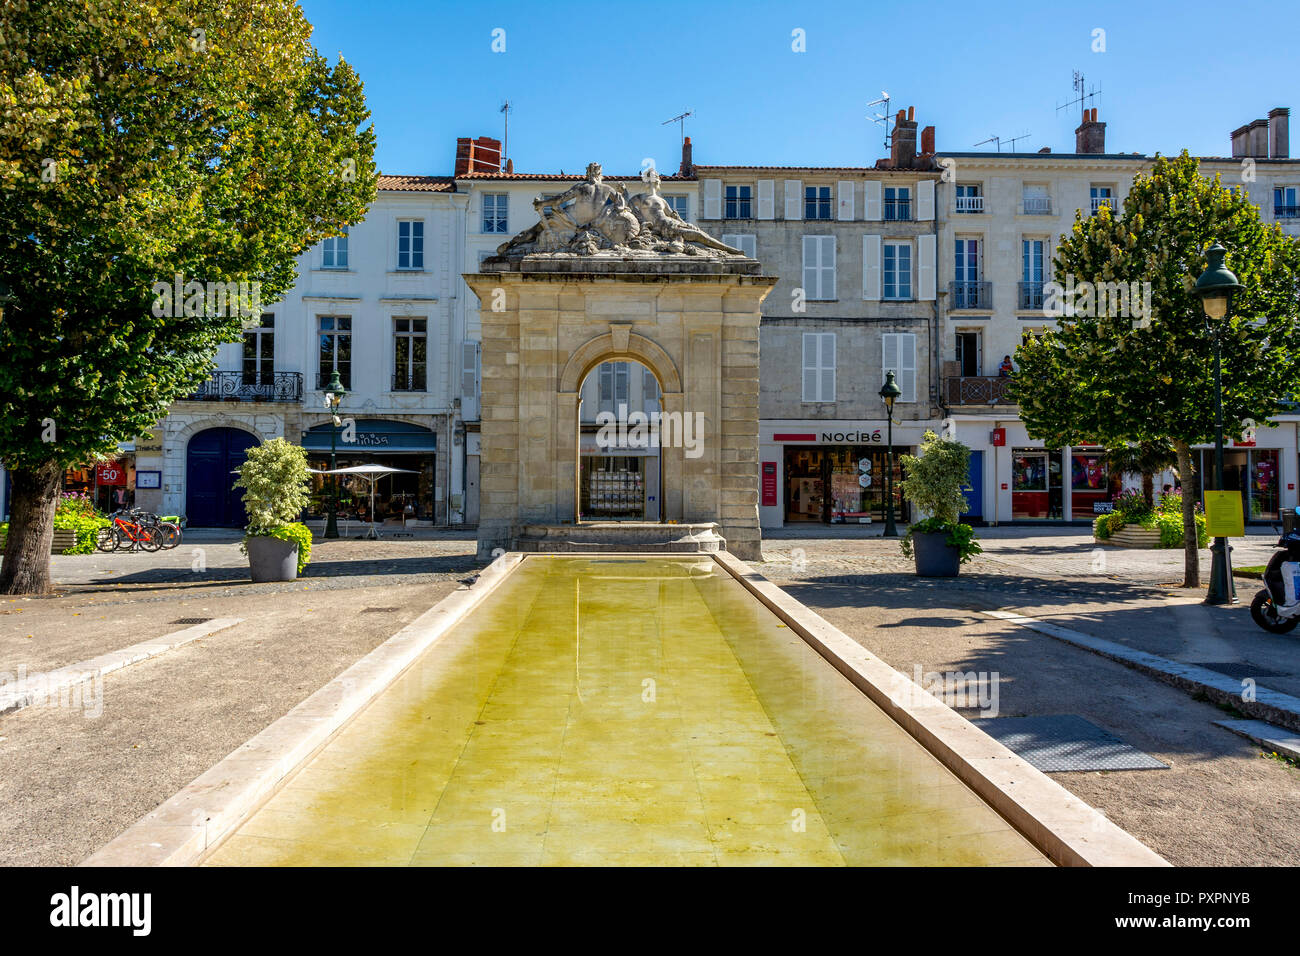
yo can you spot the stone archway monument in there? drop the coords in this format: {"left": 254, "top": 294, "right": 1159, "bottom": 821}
{"left": 464, "top": 164, "right": 775, "bottom": 560}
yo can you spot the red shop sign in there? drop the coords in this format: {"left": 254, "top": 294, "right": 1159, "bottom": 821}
{"left": 96, "top": 461, "right": 127, "bottom": 486}
{"left": 761, "top": 462, "right": 778, "bottom": 507}
{"left": 990, "top": 428, "right": 1006, "bottom": 447}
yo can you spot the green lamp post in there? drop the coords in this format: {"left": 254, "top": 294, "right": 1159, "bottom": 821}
{"left": 323, "top": 369, "right": 347, "bottom": 540}
{"left": 1193, "top": 243, "right": 1242, "bottom": 606}
{"left": 879, "top": 371, "right": 903, "bottom": 538}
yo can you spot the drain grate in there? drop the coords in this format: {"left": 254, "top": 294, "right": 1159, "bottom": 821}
{"left": 1190, "top": 662, "right": 1286, "bottom": 680}
{"left": 170, "top": 617, "right": 212, "bottom": 625}
{"left": 970, "top": 715, "right": 1168, "bottom": 772}
{"left": 361, "top": 607, "right": 401, "bottom": 613}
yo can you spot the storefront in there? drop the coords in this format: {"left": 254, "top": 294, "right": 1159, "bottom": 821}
{"left": 1010, "top": 445, "right": 1112, "bottom": 521}
{"left": 577, "top": 431, "right": 661, "bottom": 521}
{"left": 759, "top": 420, "right": 936, "bottom": 528}
{"left": 1197, "top": 443, "right": 1283, "bottom": 523}
{"left": 302, "top": 419, "right": 437, "bottom": 524}
{"left": 63, "top": 454, "right": 136, "bottom": 514}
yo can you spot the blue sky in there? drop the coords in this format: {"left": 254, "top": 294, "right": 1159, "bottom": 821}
{"left": 300, "top": 0, "right": 1297, "bottom": 176}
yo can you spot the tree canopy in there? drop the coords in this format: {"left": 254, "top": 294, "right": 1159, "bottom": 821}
{"left": 0, "top": 0, "right": 378, "bottom": 591}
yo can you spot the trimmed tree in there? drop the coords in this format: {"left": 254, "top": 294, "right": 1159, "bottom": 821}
{"left": 0, "top": 0, "right": 377, "bottom": 592}
{"left": 1014, "top": 152, "right": 1300, "bottom": 587}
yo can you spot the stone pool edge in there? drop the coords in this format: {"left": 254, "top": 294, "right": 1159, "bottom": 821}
{"left": 710, "top": 550, "right": 1169, "bottom": 867}
{"left": 79, "top": 552, "right": 526, "bottom": 867}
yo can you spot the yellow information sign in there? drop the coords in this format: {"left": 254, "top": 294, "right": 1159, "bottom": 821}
{"left": 1203, "top": 491, "right": 1245, "bottom": 538}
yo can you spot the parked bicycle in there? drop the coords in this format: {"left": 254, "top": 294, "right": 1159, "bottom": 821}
{"left": 95, "top": 509, "right": 163, "bottom": 553}
{"left": 136, "top": 511, "right": 184, "bottom": 550}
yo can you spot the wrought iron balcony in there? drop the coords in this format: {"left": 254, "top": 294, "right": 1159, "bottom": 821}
{"left": 187, "top": 371, "right": 302, "bottom": 403}
{"left": 955, "top": 195, "right": 984, "bottom": 213}
{"left": 945, "top": 376, "right": 1015, "bottom": 406}
{"left": 1275, "top": 204, "right": 1300, "bottom": 219}
{"left": 948, "top": 280, "right": 992, "bottom": 310}
{"left": 1018, "top": 281, "right": 1046, "bottom": 311}
{"left": 1021, "top": 197, "right": 1052, "bottom": 215}
{"left": 392, "top": 372, "right": 427, "bottom": 392}
{"left": 883, "top": 199, "right": 912, "bottom": 221}
{"left": 1090, "top": 197, "right": 1114, "bottom": 215}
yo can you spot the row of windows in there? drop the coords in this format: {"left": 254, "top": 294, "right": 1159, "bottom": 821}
{"left": 240, "top": 315, "right": 433, "bottom": 392}
{"left": 802, "top": 332, "right": 916, "bottom": 404}
{"left": 724, "top": 185, "right": 917, "bottom": 221}
{"left": 952, "top": 183, "right": 1115, "bottom": 216}
{"left": 724, "top": 234, "right": 923, "bottom": 302}
{"left": 317, "top": 221, "right": 425, "bottom": 271}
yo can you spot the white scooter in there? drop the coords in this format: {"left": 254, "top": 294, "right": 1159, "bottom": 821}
{"left": 1249, "top": 530, "right": 1300, "bottom": 634}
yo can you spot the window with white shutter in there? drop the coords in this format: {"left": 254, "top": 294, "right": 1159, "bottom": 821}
{"left": 784, "top": 180, "right": 803, "bottom": 220}
{"left": 802, "top": 235, "right": 835, "bottom": 300}
{"left": 837, "top": 181, "right": 855, "bottom": 220}
{"left": 881, "top": 333, "right": 917, "bottom": 403}
{"left": 756, "top": 180, "right": 776, "bottom": 220}
{"left": 722, "top": 234, "right": 757, "bottom": 258}
{"left": 916, "top": 179, "right": 936, "bottom": 221}
{"left": 802, "top": 332, "right": 836, "bottom": 403}
{"left": 864, "top": 180, "right": 882, "bottom": 220}
{"left": 702, "top": 179, "right": 722, "bottom": 219}
{"left": 917, "top": 234, "right": 936, "bottom": 300}
{"left": 862, "top": 234, "right": 881, "bottom": 301}
{"left": 461, "top": 341, "right": 481, "bottom": 418}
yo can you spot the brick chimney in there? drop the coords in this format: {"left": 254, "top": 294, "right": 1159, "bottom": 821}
{"left": 1269, "top": 107, "right": 1289, "bottom": 158}
{"left": 890, "top": 106, "right": 918, "bottom": 167}
{"left": 679, "top": 136, "right": 694, "bottom": 176}
{"left": 920, "top": 125, "right": 935, "bottom": 156}
{"left": 454, "top": 136, "right": 502, "bottom": 175}
{"left": 1074, "top": 108, "right": 1106, "bottom": 154}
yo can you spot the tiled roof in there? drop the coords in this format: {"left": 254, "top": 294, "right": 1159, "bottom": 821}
{"left": 377, "top": 174, "right": 457, "bottom": 192}
{"left": 456, "top": 171, "right": 696, "bottom": 181}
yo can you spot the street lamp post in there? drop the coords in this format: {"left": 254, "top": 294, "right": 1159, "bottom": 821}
{"left": 879, "top": 371, "right": 903, "bottom": 538}
{"left": 323, "top": 369, "right": 346, "bottom": 540}
{"left": 1194, "top": 243, "right": 1241, "bottom": 606}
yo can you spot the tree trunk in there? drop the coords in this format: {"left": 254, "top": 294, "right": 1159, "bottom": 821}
{"left": 0, "top": 461, "right": 64, "bottom": 595}
{"left": 1173, "top": 439, "right": 1199, "bottom": 589}
{"left": 1141, "top": 471, "right": 1154, "bottom": 507}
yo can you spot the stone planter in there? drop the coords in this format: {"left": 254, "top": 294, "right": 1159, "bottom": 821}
{"left": 912, "top": 530, "right": 961, "bottom": 577}
{"left": 1106, "top": 526, "right": 1162, "bottom": 549}
{"left": 246, "top": 534, "right": 299, "bottom": 582}
{"left": 0, "top": 530, "right": 79, "bottom": 554}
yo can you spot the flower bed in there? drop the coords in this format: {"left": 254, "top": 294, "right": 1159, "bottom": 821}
{"left": 1094, "top": 490, "right": 1208, "bottom": 549}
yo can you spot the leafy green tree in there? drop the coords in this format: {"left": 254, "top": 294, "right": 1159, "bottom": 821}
{"left": 0, "top": 0, "right": 377, "bottom": 592}
{"left": 1014, "top": 153, "right": 1300, "bottom": 586}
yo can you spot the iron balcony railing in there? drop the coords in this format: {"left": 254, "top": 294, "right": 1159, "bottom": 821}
{"left": 1275, "top": 205, "right": 1300, "bottom": 219}
{"left": 955, "top": 195, "right": 984, "bottom": 213}
{"left": 1090, "top": 197, "right": 1114, "bottom": 214}
{"left": 1021, "top": 196, "right": 1052, "bottom": 215}
{"left": 1018, "top": 281, "right": 1046, "bottom": 311}
{"left": 945, "top": 376, "right": 1015, "bottom": 406}
{"left": 949, "top": 280, "right": 992, "bottom": 310}
{"left": 392, "top": 372, "right": 427, "bottom": 392}
{"left": 187, "top": 371, "right": 303, "bottom": 403}
{"left": 883, "top": 199, "right": 913, "bottom": 221}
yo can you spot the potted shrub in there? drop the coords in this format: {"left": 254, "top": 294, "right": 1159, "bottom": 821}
{"left": 898, "top": 430, "right": 982, "bottom": 577}
{"left": 233, "top": 438, "right": 314, "bottom": 582}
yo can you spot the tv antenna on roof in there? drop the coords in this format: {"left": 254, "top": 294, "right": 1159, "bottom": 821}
{"left": 500, "top": 101, "right": 511, "bottom": 168}
{"left": 1056, "top": 70, "right": 1102, "bottom": 116}
{"left": 973, "top": 132, "right": 1032, "bottom": 152}
{"left": 662, "top": 110, "right": 693, "bottom": 146}
{"left": 866, "top": 91, "right": 892, "bottom": 149}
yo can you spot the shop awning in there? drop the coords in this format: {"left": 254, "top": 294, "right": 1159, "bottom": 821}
{"left": 301, "top": 418, "right": 437, "bottom": 453}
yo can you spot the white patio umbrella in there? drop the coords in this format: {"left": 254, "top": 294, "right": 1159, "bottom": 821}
{"left": 317, "top": 464, "right": 418, "bottom": 538}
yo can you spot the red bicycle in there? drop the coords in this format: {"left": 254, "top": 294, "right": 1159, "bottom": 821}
{"left": 95, "top": 510, "right": 163, "bottom": 553}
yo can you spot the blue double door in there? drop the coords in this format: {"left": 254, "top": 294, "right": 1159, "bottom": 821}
{"left": 961, "top": 450, "right": 985, "bottom": 523}
{"left": 186, "top": 428, "right": 258, "bottom": 527}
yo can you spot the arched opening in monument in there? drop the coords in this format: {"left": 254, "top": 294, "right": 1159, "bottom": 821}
{"left": 577, "top": 359, "right": 664, "bottom": 522}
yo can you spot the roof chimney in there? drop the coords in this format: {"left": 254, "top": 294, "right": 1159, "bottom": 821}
{"left": 890, "top": 107, "right": 918, "bottom": 167}
{"left": 454, "top": 136, "right": 502, "bottom": 176}
{"left": 1248, "top": 119, "right": 1269, "bottom": 158}
{"left": 679, "top": 136, "right": 694, "bottom": 176}
{"left": 1269, "top": 107, "right": 1289, "bottom": 158}
{"left": 1074, "top": 107, "right": 1106, "bottom": 154}
{"left": 920, "top": 125, "right": 935, "bottom": 155}
{"left": 1230, "top": 122, "right": 1252, "bottom": 158}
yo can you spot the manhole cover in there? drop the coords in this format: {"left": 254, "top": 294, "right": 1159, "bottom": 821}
{"left": 1190, "top": 662, "right": 1286, "bottom": 679}
{"left": 170, "top": 617, "right": 211, "bottom": 625}
{"left": 970, "top": 715, "right": 1168, "bottom": 772}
